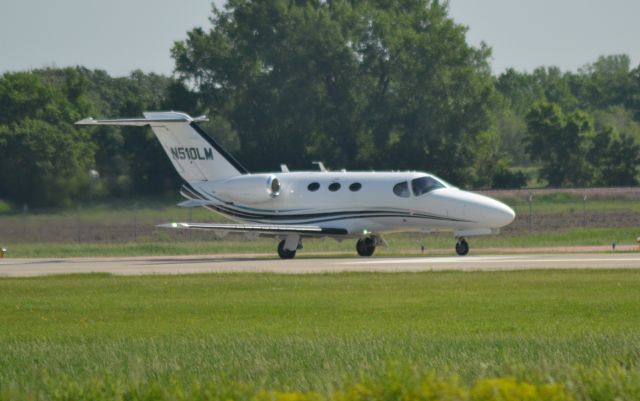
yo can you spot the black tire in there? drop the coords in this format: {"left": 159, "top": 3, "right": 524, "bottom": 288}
{"left": 277, "top": 240, "right": 297, "bottom": 259}
{"left": 455, "top": 239, "right": 469, "bottom": 256}
{"left": 356, "top": 237, "right": 376, "bottom": 257}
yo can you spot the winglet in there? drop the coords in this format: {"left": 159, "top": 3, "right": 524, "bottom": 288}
{"left": 177, "top": 199, "right": 215, "bottom": 208}
{"left": 157, "top": 222, "right": 190, "bottom": 229}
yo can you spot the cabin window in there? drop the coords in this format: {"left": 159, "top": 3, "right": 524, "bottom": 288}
{"left": 307, "top": 182, "right": 320, "bottom": 192}
{"left": 411, "top": 176, "right": 444, "bottom": 196}
{"left": 328, "top": 182, "right": 341, "bottom": 192}
{"left": 349, "top": 183, "right": 362, "bottom": 192}
{"left": 393, "top": 181, "right": 410, "bottom": 198}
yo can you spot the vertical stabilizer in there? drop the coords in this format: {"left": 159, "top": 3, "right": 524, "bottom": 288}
{"left": 76, "top": 111, "right": 247, "bottom": 182}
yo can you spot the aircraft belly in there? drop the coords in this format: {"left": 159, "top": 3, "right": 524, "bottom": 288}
{"left": 321, "top": 215, "right": 453, "bottom": 235}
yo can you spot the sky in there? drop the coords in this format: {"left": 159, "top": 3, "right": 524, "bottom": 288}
{"left": 1, "top": 0, "right": 638, "bottom": 77}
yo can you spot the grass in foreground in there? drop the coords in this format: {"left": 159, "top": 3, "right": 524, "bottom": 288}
{"left": 1, "top": 271, "right": 640, "bottom": 400}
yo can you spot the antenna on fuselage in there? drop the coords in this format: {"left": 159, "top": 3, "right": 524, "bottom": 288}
{"left": 312, "top": 161, "right": 328, "bottom": 172}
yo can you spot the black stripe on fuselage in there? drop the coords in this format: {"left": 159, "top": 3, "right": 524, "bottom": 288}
{"left": 212, "top": 203, "right": 473, "bottom": 223}
{"left": 204, "top": 202, "right": 473, "bottom": 225}
{"left": 181, "top": 183, "right": 207, "bottom": 200}
{"left": 208, "top": 205, "right": 468, "bottom": 226}
{"left": 189, "top": 122, "right": 249, "bottom": 174}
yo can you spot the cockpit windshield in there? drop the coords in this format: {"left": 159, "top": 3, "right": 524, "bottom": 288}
{"left": 393, "top": 181, "right": 411, "bottom": 198}
{"left": 411, "top": 176, "right": 445, "bottom": 196}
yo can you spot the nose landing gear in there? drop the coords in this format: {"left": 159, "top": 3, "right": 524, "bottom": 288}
{"left": 455, "top": 238, "right": 469, "bottom": 256}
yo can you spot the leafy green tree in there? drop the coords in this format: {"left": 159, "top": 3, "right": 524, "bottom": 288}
{"left": 0, "top": 68, "right": 191, "bottom": 207}
{"left": 496, "top": 67, "right": 579, "bottom": 113}
{"left": 592, "top": 105, "right": 640, "bottom": 143}
{"left": 0, "top": 71, "right": 95, "bottom": 206}
{"left": 577, "top": 55, "right": 633, "bottom": 110}
{"left": 172, "top": 0, "right": 495, "bottom": 185}
{"left": 588, "top": 126, "right": 640, "bottom": 186}
{"left": 627, "top": 64, "right": 640, "bottom": 121}
{"left": 79, "top": 69, "right": 183, "bottom": 197}
{"left": 494, "top": 56, "right": 639, "bottom": 172}
{"left": 524, "top": 102, "right": 593, "bottom": 187}
{"left": 493, "top": 106, "right": 530, "bottom": 166}
{"left": 495, "top": 69, "right": 544, "bottom": 116}
{"left": 531, "top": 66, "right": 579, "bottom": 111}
{"left": 470, "top": 128, "right": 526, "bottom": 189}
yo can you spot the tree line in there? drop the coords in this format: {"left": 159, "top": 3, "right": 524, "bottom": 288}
{"left": 0, "top": 0, "right": 639, "bottom": 207}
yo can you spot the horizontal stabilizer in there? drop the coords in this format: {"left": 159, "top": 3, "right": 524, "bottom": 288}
{"left": 158, "top": 222, "right": 348, "bottom": 236}
{"left": 75, "top": 114, "right": 208, "bottom": 126}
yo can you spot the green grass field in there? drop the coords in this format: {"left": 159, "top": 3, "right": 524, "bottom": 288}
{"left": 1, "top": 271, "right": 640, "bottom": 400}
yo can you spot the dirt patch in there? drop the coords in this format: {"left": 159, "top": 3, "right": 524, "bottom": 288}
{"left": 502, "top": 210, "right": 640, "bottom": 235}
{"left": 0, "top": 217, "right": 222, "bottom": 243}
{"left": 480, "top": 187, "right": 640, "bottom": 200}
{"left": 3, "top": 210, "right": 637, "bottom": 243}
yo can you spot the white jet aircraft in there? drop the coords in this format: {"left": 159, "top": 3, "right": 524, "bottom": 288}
{"left": 77, "top": 112, "right": 515, "bottom": 259}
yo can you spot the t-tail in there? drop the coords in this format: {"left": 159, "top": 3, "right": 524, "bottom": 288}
{"left": 76, "top": 111, "right": 248, "bottom": 182}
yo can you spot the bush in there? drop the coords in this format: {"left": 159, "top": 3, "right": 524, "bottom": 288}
{"left": 492, "top": 168, "right": 528, "bottom": 189}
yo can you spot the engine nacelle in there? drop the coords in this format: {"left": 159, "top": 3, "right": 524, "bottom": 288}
{"left": 214, "top": 175, "right": 281, "bottom": 204}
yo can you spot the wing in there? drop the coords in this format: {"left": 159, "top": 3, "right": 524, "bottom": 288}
{"left": 157, "top": 222, "right": 348, "bottom": 236}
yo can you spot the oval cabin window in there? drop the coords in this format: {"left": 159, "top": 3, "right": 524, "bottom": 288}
{"left": 307, "top": 182, "right": 320, "bottom": 192}
{"left": 328, "top": 182, "right": 341, "bottom": 192}
{"left": 349, "top": 183, "right": 362, "bottom": 192}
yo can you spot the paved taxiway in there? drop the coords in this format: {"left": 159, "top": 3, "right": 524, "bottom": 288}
{"left": 1, "top": 253, "right": 640, "bottom": 277}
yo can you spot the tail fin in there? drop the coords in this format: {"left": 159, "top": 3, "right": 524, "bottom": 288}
{"left": 76, "top": 111, "right": 247, "bottom": 182}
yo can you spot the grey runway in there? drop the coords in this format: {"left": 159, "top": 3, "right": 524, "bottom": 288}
{"left": 1, "top": 253, "right": 640, "bottom": 277}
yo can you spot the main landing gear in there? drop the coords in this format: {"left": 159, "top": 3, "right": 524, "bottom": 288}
{"left": 277, "top": 240, "right": 296, "bottom": 259}
{"left": 455, "top": 238, "right": 469, "bottom": 256}
{"left": 356, "top": 237, "right": 376, "bottom": 257}
{"left": 277, "top": 235, "right": 301, "bottom": 259}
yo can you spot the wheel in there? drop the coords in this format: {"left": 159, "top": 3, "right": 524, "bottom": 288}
{"left": 356, "top": 237, "right": 376, "bottom": 257}
{"left": 277, "top": 239, "right": 297, "bottom": 259}
{"left": 455, "top": 238, "right": 469, "bottom": 256}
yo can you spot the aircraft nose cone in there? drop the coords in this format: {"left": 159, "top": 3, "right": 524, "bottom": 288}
{"left": 489, "top": 200, "right": 516, "bottom": 227}
{"left": 432, "top": 189, "right": 516, "bottom": 228}
{"left": 463, "top": 192, "right": 515, "bottom": 227}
